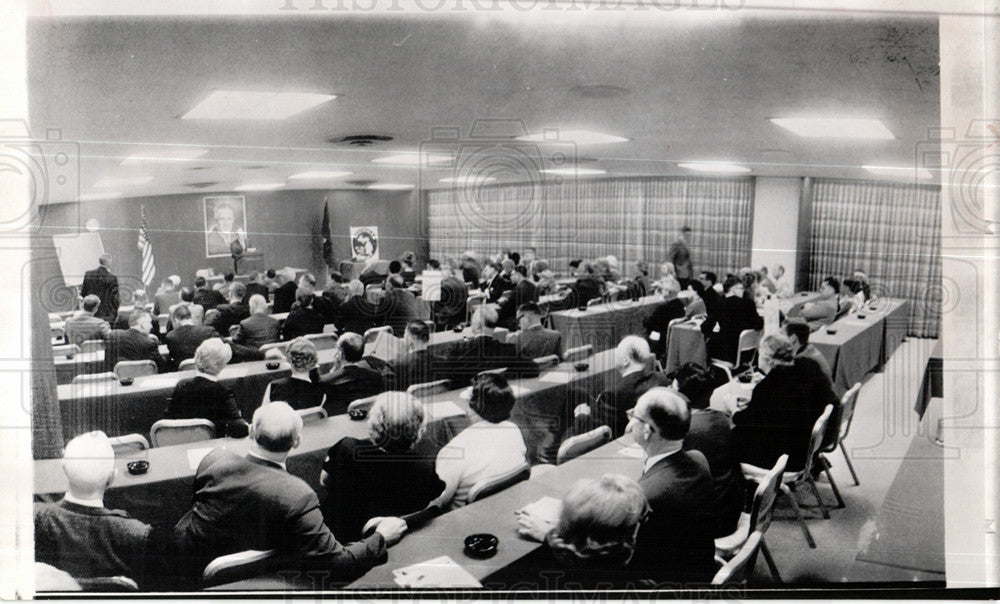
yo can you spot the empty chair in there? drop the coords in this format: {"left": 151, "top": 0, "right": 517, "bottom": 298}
{"left": 303, "top": 332, "right": 338, "bottom": 351}
{"left": 71, "top": 372, "right": 117, "bottom": 385}
{"left": 202, "top": 550, "right": 275, "bottom": 586}
{"left": 150, "top": 418, "right": 216, "bottom": 448}
{"left": 178, "top": 358, "right": 197, "bottom": 371}
{"left": 347, "top": 396, "right": 377, "bottom": 415}
{"left": 710, "top": 329, "right": 760, "bottom": 380}
{"left": 532, "top": 354, "right": 560, "bottom": 371}
{"left": 79, "top": 339, "right": 106, "bottom": 354}
{"left": 108, "top": 433, "right": 150, "bottom": 456}
{"left": 259, "top": 341, "right": 288, "bottom": 355}
{"left": 466, "top": 461, "right": 531, "bottom": 504}
{"left": 563, "top": 345, "right": 593, "bottom": 363}
{"left": 52, "top": 344, "right": 81, "bottom": 359}
{"left": 716, "top": 454, "right": 787, "bottom": 583}
{"left": 556, "top": 425, "right": 612, "bottom": 465}
{"left": 406, "top": 379, "right": 451, "bottom": 397}
{"left": 114, "top": 360, "right": 158, "bottom": 380}
{"left": 76, "top": 576, "right": 140, "bottom": 592}
{"left": 711, "top": 531, "right": 764, "bottom": 586}
{"left": 820, "top": 382, "right": 863, "bottom": 486}
{"left": 296, "top": 405, "right": 328, "bottom": 424}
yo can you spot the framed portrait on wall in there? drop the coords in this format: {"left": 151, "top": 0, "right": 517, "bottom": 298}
{"left": 350, "top": 226, "right": 379, "bottom": 263}
{"left": 204, "top": 195, "right": 248, "bottom": 258}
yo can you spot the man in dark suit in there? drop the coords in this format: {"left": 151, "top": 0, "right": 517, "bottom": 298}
{"left": 241, "top": 271, "right": 270, "bottom": 305}
{"left": 104, "top": 309, "right": 168, "bottom": 373}
{"left": 430, "top": 260, "right": 468, "bottom": 330}
{"left": 435, "top": 306, "right": 539, "bottom": 387}
{"left": 191, "top": 276, "right": 226, "bottom": 312}
{"left": 282, "top": 288, "right": 327, "bottom": 341}
{"left": 321, "top": 333, "right": 387, "bottom": 415}
{"left": 505, "top": 302, "right": 561, "bottom": 360}
{"left": 205, "top": 283, "right": 250, "bottom": 337}
{"left": 172, "top": 401, "right": 407, "bottom": 585}
{"left": 271, "top": 270, "right": 299, "bottom": 314}
{"left": 112, "top": 289, "right": 151, "bottom": 331}
{"left": 642, "top": 279, "right": 686, "bottom": 360}
{"left": 387, "top": 321, "right": 440, "bottom": 391}
{"left": 700, "top": 275, "right": 763, "bottom": 365}
{"left": 496, "top": 266, "right": 537, "bottom": 330}
{"left": 382, "top": 274, "right": 423, "bottom": 337}
{"left": 165, "top": 305, "right": 217, "bottom": 368}
{"left": 80, "top": 254, "right": 120, "bottom": 323}
{"left": 696, "top": 271, "right": 723, "bottom": 317}
{"left": 480, "top": 262, "right": 511, "bottom": 304}
{"left": 232, "top": 294, "right": 280, "bottom": 349}
{"left": 626, "top": 387, "right": 718, "bottom": 584}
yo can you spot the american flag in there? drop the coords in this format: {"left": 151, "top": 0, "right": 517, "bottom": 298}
{"left": 137, "top": 206, "right": 156, "bottom": 287}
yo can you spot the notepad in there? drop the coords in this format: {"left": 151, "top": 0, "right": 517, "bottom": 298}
{"left": 517, "top": 496, "right": 563, "bottom": 524}
{"left": 618, "top": 444, "right": 645, "bottom": 458}
{"left": 538, "top": 371, "right": 572, "bottom": 384}
{"left": 392, "top": 555, "right": 482, "bottom": 588}
{"left": 186, "top": 446, "right": 215, "bottom": 471}
{"left": 423, "top": 400, "right": 466, "bottom": 420}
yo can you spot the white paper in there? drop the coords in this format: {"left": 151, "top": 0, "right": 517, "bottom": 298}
{"left": 649, "top": 331, "right": 661, "bottom": 342}
{"left": 186, "top": 446, "right": 215, "bottom": 471}
{"left": 538, "top": 371, "right": 572, "bottom": 384}
{"left": 423, "top": 400, "right": 466, "bottom": 420}
{"left": 517, "top": 496, "right": 563, "bottom": 524}
{"left": 392, "top": 555, "right": 482, "bottom": 588}
{"left": 618, "top": 444, "right": 645, "bottom": 458}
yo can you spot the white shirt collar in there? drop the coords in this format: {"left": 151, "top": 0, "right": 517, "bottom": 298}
{"left": 289, "top": 371, "right": 312, "bottom": 382}
{"left": 63, "top": 493, "right": 104, "bottom": 508}
{"left": 642, "top": 445, "right": 684, "bottom": 474}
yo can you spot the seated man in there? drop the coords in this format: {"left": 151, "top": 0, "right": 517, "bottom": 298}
{"left": 242, "top": 271, "right": 270, "bottom": 305}
{"left": 626, "top": 387, "right": 718, "bottom": 584}
{"left": 784, "top": 318, "right": 833, "bottom": 381}
{"left": 383, "top": 274, "right": 423, "bottom": 337}
{"left": 172, "top": 402, "right": 406, "bottom": 584}
{"left": 496, "top": 265, "right": 537, "bottom": 330}
{"left": 205, "top": 283, "right": 250, "bottom": 337}
{"left": 64, "top": 295, "right": 111, "bottom": 347}
{"left": 281, "top": 288, "right": 326, "bottom": 341}
{"left": 104, "top": 309, "right": 168, "bottom": 373}
{"left": 168, "top": 287, "right": 204, "bottom": 329}
{"left": 165, "top": 305, "right": 217, "bottom": 368}
{"left": 113, "top": 289, "right": 151, "bottom": 330}
{"left": 321, "top": 333, "right": 387, "bottom": 416}
{"left": 387, "top": 321, "right": 441, "bottom": 391}
{"left": 642, "top": 278, "right": 686, "bottom": 360}
{"left": 435, "top": 306, "right": 539, "bottom": 387}
{"left": 233, "top": 294, "right": 280, "bottom": 349}
{"left": 154, "top": 277, "right": 181, "bottom": 317}
{"left": 164, "top": 338, "right": 250, "bottom": 438}
{"left": 191, "top": 276, "right": 226, "bottom": 312}
{"left": 700, "top": 275, "right": 763, "bottom": 366}
{"left": 505, "top": 302, "right": 561, "bottom": 360}
{"left": 34, "top": 431, "right": 151, "bottom": 582}
{"left": 792, "top": 276, "right": 840, "bottom": 330}
{"left": 271, "top": 269, "right": 299, "bottom": 314}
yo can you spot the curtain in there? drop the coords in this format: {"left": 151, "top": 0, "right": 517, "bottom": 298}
{"left": 808, "top": 179, "right": 941, "bottom": 338}
{"left": 427, "top": 176, "right": 753, "bottom": 278}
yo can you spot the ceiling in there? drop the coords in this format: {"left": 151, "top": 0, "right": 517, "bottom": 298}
{"left": 27, "top": 10, "right": 940, "bottom": 203}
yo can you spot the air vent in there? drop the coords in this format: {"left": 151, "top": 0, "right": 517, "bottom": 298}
{"left": 327, "top": 134, "right": 395, "bottom": 147}
{"left": 345, "top": 179, "right": 378, "bottom": 187}
{"left": 186, "top": 181, "right": 220, "bottom": 189}
{"left": 569, "top": 85, "right": 632, "bottom": 99}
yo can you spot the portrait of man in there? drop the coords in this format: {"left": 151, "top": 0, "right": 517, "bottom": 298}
{"left": 205, "top": 196, "right": 249, "bottom": 258}
{"left": 350, "top": 226, "right": 379, "bottom": 263}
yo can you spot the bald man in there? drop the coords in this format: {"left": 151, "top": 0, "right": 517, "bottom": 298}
{"left": 34, "top": 431, "right": 151, "bottom": 581}
{"left": 173, "top": 402, "right": 406, "bottom": 584}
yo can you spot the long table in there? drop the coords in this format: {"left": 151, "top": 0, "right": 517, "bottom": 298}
{"left": 53, "top": 345, "right": 171, "bottom": 385}
{"left": 548, "top": 295, "right": 664, "bottom": 353}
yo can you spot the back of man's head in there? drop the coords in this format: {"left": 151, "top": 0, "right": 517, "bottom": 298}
{"left": 405, "top": 321, "right": 430, "bottom": 345}
{"left": 171, "top": 304, "right": 192, "bottom": 324}
{"left": 517, "top": 302, "right": 541, "bottom": 324}
{"left": 617, "top": 335, "right": 651, "bottom": 367}
{"left": 81, "top": 295, "right": 101, "bottom": 313}
{"left": 700, "top": 271, "right": 717, "bottom": 285}
{"left": 249, "top": 271, "right": 261, "bottom": 283}
{"left": 427, "top": 258, "right": 441, "bottom": 270}
{"left": 784, "top": 319, "right": 810, "bottom": 347}
{"left": 128, "top": 309, "right": 151, "bottom": 328}
{"left": 388, "top": 260, "right": 402, "bottom": 275}
{"left": 672, "top": 363, "right": 716, "bottom": 410}
{"left": 194, "top": 276, "right": 207, "bottom": 289}
{"left": 230, "top": 282, "right": 247, "bottom": 301}
{"left": 180, "top": 287, "right": 194, "bottom": 303}
{"left": 337, "top": 332, "right": 365, "bottom": 363}
{"left": 639, "top": 387, "right": 691, "bottom": 441}
{"left": 249, "top": 294, "right": 268, "bottom": 314}
{"left": 386, "top": 274, "right": 405, "bottom": 290}
{"left": 62, "top": 431, "right": 115, "bottom": 499}
{"left": 251, "top": 402, "right": 303, "bottom": 454}
{"left": 99, "top": 254, "right": 112, "bottom": 267}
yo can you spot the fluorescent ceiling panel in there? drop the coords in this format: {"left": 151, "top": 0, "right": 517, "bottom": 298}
{"left": 677, "top": 162, "right": 751, "bottom": 174}
{"left": 770, "top": 117, "right": 895, "bottom": 140}
{"left": 439, "top": 176, "right": 497, "bottom": 184}
{"left": 372, "top": 153, "right": 452, "bottom": 166}
{"left": 182, "top": 90, "right": 336, "bottom": 120}
{"left": 516, "top": 129, "right": 629, "bottom": 144}
{"left": 78, "top": 192, "right": 123, "bottom": 201}
{"left": 120, "top": 148, "right": 209, "bottom": 165}
{"left": 541, "top": 167, "right": 607, "bottom": 176}
{"left": 368, "top": 183, "right": 415, "bottom": 190}
{"left": 288, "top": 171, "right": 353, "bottom": 180}
{"left": 862, "top": 165, "right": 933, "bottom": 179}
{"left": 234, "top": 182, "right": 285, "bottom": 191}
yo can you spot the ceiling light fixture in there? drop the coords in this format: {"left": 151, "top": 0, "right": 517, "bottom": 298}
{"left": 540, "top": 167, "right": 607, "bottom": 176}
{"left": 78, "top": 192, "right": 123, "bottom": 201}
{"left": 234, "top": 183, "right": 285, "bottom": 191}
{"left": 182, "top": 90, "right": 336, "bottom": 120}
{"left": 288, "top": 171, "right": 353, "bottom": 180}
{"left": 516, "top": 129, "right": 629, "bottom": 145}
{"left": 372, "top": 153, "right": 452, "bottom": 166}
{"left": 770, "top": 117, "right": 895, "bottom": 140}
{"left": 862, "top": 165, "right": 933, "bottom": 179}
{"left": 120, "top": 148, "right": 208, "bottom": 165}
{"left": 439, "top": 176, "right": 497, "bottom": 184}
{"left": 368, "top": 183, "right": 416, "bottom": 190}
{"left": 677, "top": 162, "right": 751, "bottom": 174}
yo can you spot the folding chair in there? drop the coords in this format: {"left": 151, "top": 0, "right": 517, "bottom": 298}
{"left": 563, "top": 345, "right": 593, "bottom": 363}
{"left": 711, "top": 531, "right": 763, "bottom": 585}
{"left": 532, "top": 355, "right": 560, "bottom": 371}
{"left": 202, "top": 550, "right": 276, "bottom": 586}
{"left": 347, "top": 396, "right": 377, "bottom": 415}
{"left": 556, "top": 425, "right": 612, "bottom": 465}
{"left": 716, "top": 454, "right": 787, "bottom": 582}
{"left": 710, "top": 329, "right": 760, "bottom": 381}
{"left": 467, "top": 462, "right": 531, "bottom": 504}
{"left": 114, "top": 360, "right": 158, "bottom": 380}
{"left": 819, "top": 382, "right": 863, "bottom": 486}
{"left": 150, "top": 418, "right": 216, "bottom": 448}
{"left": 79, "top": 339, "right": 106, "bottom": 354}
{"left": 406, "top": 379, "right": 452, "bottom": 397}
{"left": 296, "top": 405, "right": 328, "bottom": 423}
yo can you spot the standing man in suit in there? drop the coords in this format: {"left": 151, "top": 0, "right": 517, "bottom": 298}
{"left": 626, "top": 387, "right": 718, "bottom": 584}
{"left": 104, "top": 309, "right": 168, "bottom": 373}
{"left": 321, "top": 333, "right": 386, "bottom": 416}
{"left": 64, "top": 295, "right": 111, "bottom": 347}
{"left": 233, "top": 294, "right": 280, "bottom": 349}
{"left": 505, "top": 302, "right": 561, "bottom": 360}
{"left": 667, "top": 226, "right": 694, "bottom": 290}
{"left": 172, "top": 401, "right": 406, "bottom": 585}
{"left": 165, "top": 305, "right": 217, "bottom": 368}
{"left": 80, "top": 254, "right": 119, "bottom": 323}
{"left": 204, "top": 283, "right": 249, "bottom": 337}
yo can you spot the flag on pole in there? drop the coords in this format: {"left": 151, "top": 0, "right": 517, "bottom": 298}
{"left": 320, "top": 201, "right": 335, "bottom": 267}
{"left": 137, "top": 206, "right": 156, "bottom": 287}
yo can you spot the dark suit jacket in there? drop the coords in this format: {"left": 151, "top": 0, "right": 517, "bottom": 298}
{"left": 496, "top": 279, "right": 537, "bottom": 330}
{"left": 80, "top": 266, "right": 120, "bottom": 322}
{"left": 461, "top": 264, "right": 480, "bottom": 286}
{"left": 684, "top": 409, "right": 746, "bottom": 537}
{"left": 642, "top": 298, "right": 686, "bottom": 358}
{"left": 433, "top": 276, "right": 469, "bottom": 328}
{"left": 505, "top": 325, "right": 562, "bottom": 360}
{"left": 165, "top": 375, "right": 249, "bottom": 438}
{"left": 272, "top": 282, "right": 298, "bottom": 314}
{"left": 321, "top": 437, "right": 445, "bottom": 542}
{"left": 165, "top": 324, "right": 217, "bottom": 367}
{"left": 387, "top": 348, "right": 441, "bottom": 391}
{"left": 591, "top": 369, "right": 671, "bottom": 438}
{"left": 700, "top": 294, "right": 763, "bottom": 365}
{"left": 191, "top": 287, "right": 226, "bottom": 312}
{"left": 173, "top": 449, "right": 387, "bottom": 583}
{"left": 435, "top": 334, "right": 539, "bottom": 387}
{"left": 732, "top": 357, "right": 838, "bottom": 471}
{"left": 242, "top": 282, "right": 270, "bottom": 305}
{"left": 104, "top": 328, "right": 168, "bottom": 373}
{"left": 205, "top": 301, "right": 250, "bottom": 337}
{"left": 481, "top": 274, "right": 512, "bottom": 303}
{"left": 281, "top": 305, "right": 326, "bottom": 341}
{"left": 320, "top": 362, "right": 387, "bottom": 416}
{"left": 698, "top": 287, "right": 723, "bottom": 318}
{"left": 382, "top": 289, "right": 422, "bottom": 337}
{"left": 634, "top": 450, "right": 718, "bottom": 584}
{"left": 233, "top": 313, "right": 280, "bottom": 349}
{"left": 334, "top": 296, "right": 384, "bottom": 336}
{"left": 267, "top": 375, "right": 325, "bottom": 410}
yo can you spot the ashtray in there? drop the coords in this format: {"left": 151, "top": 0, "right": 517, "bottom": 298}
{"left": 737, "top": 373, "right": 753, "bottom": 384}
{"left": 868, "top": 306, "right": 878, "bottom": 310}
{"left": 453, "top": 325, "right": 465, "bottom": 333}
{"left": 118, "top": 377, "right": 134, "bottom": 386}
{"left": 736, "top": 396, "right": 751, "bottom": 410}
{"left": 826, "top": 328, "right": 838, "bottom": 335}
{"left": 126, "top": 460, "right": 149, "bottom": 475}
{"left": 857, "top": 314, "right": 867, "bottom": 319}
{"left": 576, "top": 306, "right": 588, "bottom": 312}
{"left": 573, "top": 362, "right": 589, "bottom": 372}
{"left": 464, "top": 533, "right": 498, "bottom": 559}
{"left": 265, "top": 361, "right": 281, "bottom": 370}
{"left": 349, "top": 408, "right": 368, "bottom": 421}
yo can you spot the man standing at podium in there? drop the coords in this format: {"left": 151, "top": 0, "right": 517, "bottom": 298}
{"left": 80, "top": 254, "right": 119, "bottom": 323}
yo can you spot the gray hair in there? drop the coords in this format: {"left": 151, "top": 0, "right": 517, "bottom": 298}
{"left": 554, "top": 474, "right": 648, "bottom": 560}
{"left": 368, "top": 392, "right": 426, "bottom": 453}
{"left": 194, "top": 338, "right": 232, "bottom": 375}
{"left": 251, "top": 401, "right": 302, "bottom": 453}
{"left": 285, "top": 337, "right": 318, "bottom": 373}
{"left": 758, "top": 333, "right": 795, "bottom": 367}
{"left": 617, "top": 335, "right": 651, "bottom": 366}
{"left": 248, "top": 294, "right": 268, "bottom": 314}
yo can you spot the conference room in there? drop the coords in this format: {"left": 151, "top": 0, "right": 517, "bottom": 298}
{"left": 16, "top": 1, "right": 989, "bottom": 596}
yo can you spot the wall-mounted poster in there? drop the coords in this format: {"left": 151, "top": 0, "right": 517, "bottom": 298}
{"left": 350, "top": 226, "right": 379, "bottom": 263}
{"left": 204, "top": 195, "right": 249, "bottom": 258}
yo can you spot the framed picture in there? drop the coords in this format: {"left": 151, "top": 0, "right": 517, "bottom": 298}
{"left": 350, "top": 226, "right": 379, "bottom": 263}
{"left": 204, "top": 195, "right": 248, "bottom": 258}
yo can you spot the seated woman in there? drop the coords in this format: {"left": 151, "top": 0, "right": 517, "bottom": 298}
{"left": 731, "top": 333, "right": 838, "bottom": 472}
{"left": 432, "top": 373, "right": 527, "bottom": 511}
{"left": 320, "top": 392, "right": 444, "bottom": 542}
{"left": 262, "top": 337, "right": 324, "bottom": 410}
{"left": 515, "top": 474, "right": 652, "bottom": 589}
{"left": 164, "top": 338, "right": 249, "bottom": 438}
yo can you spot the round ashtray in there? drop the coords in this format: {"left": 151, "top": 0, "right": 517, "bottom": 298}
{"left": 576, "top": 306, "right": 588, "bottom": 312}
{"left": 126, "top": 460, "right": 149, "bottom": 475}
{"left": 453, "top": 325, "right": 465, "bottom": 333}
{"left": 265, "top": 361, "right": 281, "bottom": 370}
{"left": 118, "top": 377, "right": 134, "bottom": 386}
{"left": 464, "top": 533, "right": 498, "bottom": 559}
{"left": 349, "top": 408, "right": 368, "bottom": 421}
{"left": 737, "top": 373, "right": 753, "bottom": 384}
{"left": 857, "top": 314, "right": 867, "bottom": 319}
{"left": 573, "top": 362, "right": 590, "bottom": 372}
{"left": 826, "top": 328, "right": 838, "bottom": 335}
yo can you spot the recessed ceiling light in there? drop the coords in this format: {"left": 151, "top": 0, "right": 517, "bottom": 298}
{"left": 120, "top": 148, "right": 209, "bottom": 165}
{"left": 288, "top": 171, "right": 353, "bottom": 180}
{"left": 372, "top": 153, "right": 452, "bottom": 166}
{"left": 516, "top": 129, "right": 629, "bottom": 145}
{"left": 93, "top": 176, "right": 153, "bottom": 188}
{"left": 369, "top": 183, "right": 416, "bottom": 190}
{"left": 439, "top": 176, "right": 497, "bottom": 184}
{"left": 770, "top": 117, "right": 895, "bottom": 140}
{"left": 540, "top": 168, "right": 608, "bottom": 176}
{"left": 862, "top": 165, "right": 933, "bottom": 179}
{"left": 234, "top": 183, "right": 285, "bottom": 191}
{"left": 78, "top": 192, "right": 123, "bottom": 201}
{"left": 677, "top": 162, "right": 751, "bottom": 174}
{"left": 182, "top": 90, "right": 336, "bottom": 120}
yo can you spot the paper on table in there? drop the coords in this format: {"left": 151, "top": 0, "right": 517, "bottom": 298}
{"left": 140, "top": 376, "right": 180, "bottom": 389}
{"left": 187, "top": 446, "right": 215, "bottom": 471}
{"left": 517, "top": 496, "right": 563, "bottom": 523}
{"left": 423, "top": 400, "right": 466, "bottom": 420}
{"left": 538, "top": 371, "right": 572, "bottom": 384}
{"left": 619, "top": 444, "right": 645, "bottom": 458}
{"left": 392, "top": 555, "right": 482, "bottom": 588}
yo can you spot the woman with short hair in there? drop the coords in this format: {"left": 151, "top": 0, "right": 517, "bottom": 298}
{"left": 262, "top": 337, "right": 324, "bottom": 410}
{"left": 164, "top": 338, "right": 249, "bottom": 438}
